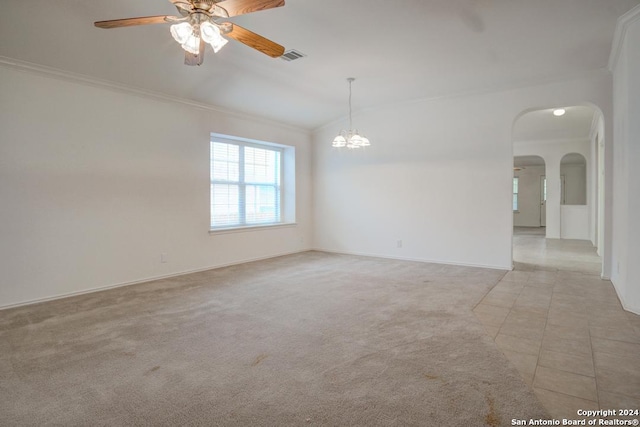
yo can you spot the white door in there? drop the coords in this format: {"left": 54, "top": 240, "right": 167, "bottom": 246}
{"left": 540, "top": 176, "right": 546, "bottom": 227}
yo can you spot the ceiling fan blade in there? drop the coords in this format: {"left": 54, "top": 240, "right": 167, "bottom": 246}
{"left": 167, "top": 0, "right": 191, "bottom": 7}
{"left": 94, "top": 16, "right": 174, "bottom": 29}
{"left": 215, "top": 0, "right": 284, "bottom": 17}
{"left": 167, "top": 0, "right": 193, "bottom": 16}
{"left": 224, "top": 23, "right": 285, "bottom": 58}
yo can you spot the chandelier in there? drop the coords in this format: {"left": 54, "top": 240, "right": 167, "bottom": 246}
{"left": 169, "top": 14, "right": 228, "bottom": 55}
{"left": 332, "top": 78, "right": 371, "bottom": 149}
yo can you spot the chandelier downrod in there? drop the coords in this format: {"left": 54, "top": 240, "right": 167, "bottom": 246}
{"left": 331, "top": 77, "right": 370, "bottom": 149}
{"left": 348, "top": 77, "right": 354, "bottom": 131}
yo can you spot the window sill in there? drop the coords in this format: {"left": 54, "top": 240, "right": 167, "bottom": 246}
{"left": 209, "top": 222, "right": 297, "bottom": 235}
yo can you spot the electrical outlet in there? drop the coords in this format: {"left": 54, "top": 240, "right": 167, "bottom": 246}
{"left": 161, "top": 253, "right": 168, "bottom": 264}
{"left": 397, "top": 240, "right": 403, "bottom": 248}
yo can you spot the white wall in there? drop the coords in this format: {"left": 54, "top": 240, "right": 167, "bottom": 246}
{"left": 0, "top": 64, "right": 313, "bottom": 308}
{"left": 312, "top": 74, "right": 614, "bottom": 271}
{"left": 611, "top": 6, "right": 640, "bottom": 314}
{"left": 560, "top": 206, "right": 590, "bottom": 240}
{"left": 513, "top": 165, "right": 545, "bottom": 227}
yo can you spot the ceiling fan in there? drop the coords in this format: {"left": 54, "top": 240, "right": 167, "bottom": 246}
{"left": 95, "top": 0, "right": 286, "bottom": 66}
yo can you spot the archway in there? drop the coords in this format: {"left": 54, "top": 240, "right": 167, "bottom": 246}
{"left": 560, "top": 153, "right": 587, "bottom": 206}
{"left": 511, "top": 104, "right": 606, "bottom": 275}
{"left": 559, "top": 153, "right": 589, "bottom": 239}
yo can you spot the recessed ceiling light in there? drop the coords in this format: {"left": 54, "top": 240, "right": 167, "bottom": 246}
{"left": 553, "top": 108, "right": 566, "bottom": 117}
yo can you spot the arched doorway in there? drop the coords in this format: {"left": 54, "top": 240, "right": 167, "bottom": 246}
{"left": 559, "top": 153, "right": 589, "bottom": 239}
{"left": 511, "top": 105, "right": 605, "bottom": 275}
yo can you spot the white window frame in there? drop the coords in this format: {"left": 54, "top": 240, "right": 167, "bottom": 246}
{"left": 209, "top": 134, "right": 295, "bottom": 232}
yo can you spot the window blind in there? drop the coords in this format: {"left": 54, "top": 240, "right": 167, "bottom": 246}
{"left": 210, "top": 139, "right": 281, "bottom": 229}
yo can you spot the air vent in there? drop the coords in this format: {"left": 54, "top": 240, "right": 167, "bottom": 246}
{"left": 281, "top": 49, "right": 306, "bottom": 61}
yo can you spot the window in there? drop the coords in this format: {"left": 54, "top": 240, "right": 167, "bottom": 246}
{"left": 210, "top": 136, "right": 286, "bottom": 230}
{"left": 513, "top": 177, "right": 519, "bottom": 211}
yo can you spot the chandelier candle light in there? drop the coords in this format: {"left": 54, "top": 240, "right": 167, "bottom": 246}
{"left": 332, "top": 78, "right": 371, "bottom": 149}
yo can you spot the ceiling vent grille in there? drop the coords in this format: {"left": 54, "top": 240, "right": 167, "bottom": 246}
{"left": 281, "top": 49, "right": 306, "bottom": 61}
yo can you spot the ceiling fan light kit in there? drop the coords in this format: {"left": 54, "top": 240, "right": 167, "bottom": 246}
{"left": 95, "top": 0, "right": 286, "bottom": 65}
{"left": 170, "top": 19, "right": 228, "bottom": 55}
{"left": 200, "top": 22, "right": 228, "bottom": 52}
{"left": 332, "top": 78, "right": 371, "bottom": 149}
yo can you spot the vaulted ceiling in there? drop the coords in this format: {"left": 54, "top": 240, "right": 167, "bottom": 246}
{"left": 1, "top": 0, "right": 638, "bottom": 130}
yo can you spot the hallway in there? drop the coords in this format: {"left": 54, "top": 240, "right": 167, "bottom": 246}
{"left": 474, "top": 227, "right": 640, "bottom": 419}
{"left": 512, "top": 227, "right": 601, "bottom": 275}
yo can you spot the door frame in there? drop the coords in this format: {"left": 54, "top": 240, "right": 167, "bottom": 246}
{"left": 540, "top": 175, "right": 546, "bottom": 227}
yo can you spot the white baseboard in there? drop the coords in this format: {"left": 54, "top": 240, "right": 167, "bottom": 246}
{"left": 0, "top": 249, "right": 310, "bottom": 311}
{"left": 311, "top": 247, "right": 511, "bottom": 271}
{"left": 610, "top": 278, "right": 640, "bottom": 315}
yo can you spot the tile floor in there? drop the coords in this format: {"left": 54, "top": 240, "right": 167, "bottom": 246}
{"left": 474, "top": 227, "right": 640, "bottom": 420}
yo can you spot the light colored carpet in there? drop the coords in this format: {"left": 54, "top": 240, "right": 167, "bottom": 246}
{"left": 0, "top": 251, "right": 549, "bottom": 426}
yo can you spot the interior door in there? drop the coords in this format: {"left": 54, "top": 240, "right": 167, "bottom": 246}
{"left": 540, "top": 176, "right": 546, "bottom": 227}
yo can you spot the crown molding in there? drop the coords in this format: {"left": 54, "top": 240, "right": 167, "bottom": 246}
{"left": 0, "top": 56, "right": 309, "bottom": 135}
{"left": 312, "top": 68, "right": 611, "bottom": 134}
{"left": 608, "top": 4, "right": 640, "bottom": 71}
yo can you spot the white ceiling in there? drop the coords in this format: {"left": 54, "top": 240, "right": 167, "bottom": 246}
{"left": 1, "top": 0, "right": 638, "bottom": 130}
{"left": 513, "top": 106, "right": 597, "bottom": 142}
